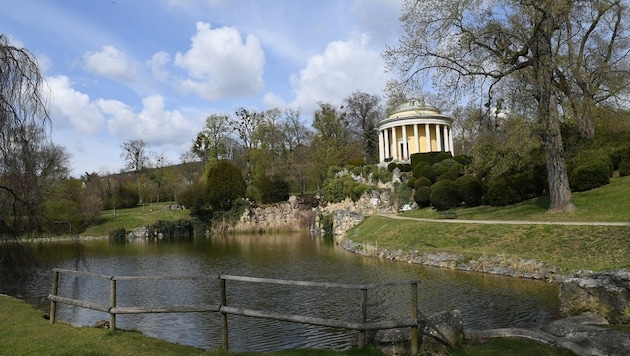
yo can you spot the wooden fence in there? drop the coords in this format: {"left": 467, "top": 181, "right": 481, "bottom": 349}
{"left": 48, "top": 268, "right": 435, "bottom": 353}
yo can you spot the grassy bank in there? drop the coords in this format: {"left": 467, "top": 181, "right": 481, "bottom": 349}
{"left": 347, "top": 175, "right": 630, "bottom": 273}
{"left": 0, "top": 294, "right": 574, "bottom": 355}
{"left": 81, "top": 203, "right": 190, "bottom": 237}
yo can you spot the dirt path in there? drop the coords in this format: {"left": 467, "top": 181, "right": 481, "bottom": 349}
{"left": 377, "top": 213, "right": 630, "bottom": 226}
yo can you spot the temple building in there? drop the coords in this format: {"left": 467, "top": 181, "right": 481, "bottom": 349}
{"left": 378, "top": 99, "right": 454, "bottom": 163}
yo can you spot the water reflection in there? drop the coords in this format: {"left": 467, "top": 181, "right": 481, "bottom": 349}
{"left": 3, "top": 233, "right": 559, "bottom": 352}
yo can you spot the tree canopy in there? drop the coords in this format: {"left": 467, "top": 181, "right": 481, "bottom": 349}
{"left": 384, "top": 0, "right": 630, "bottom": 212}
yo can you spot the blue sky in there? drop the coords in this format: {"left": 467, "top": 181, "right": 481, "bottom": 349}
{"left": 1, "top": 0, "right": 402, "bottom": 176}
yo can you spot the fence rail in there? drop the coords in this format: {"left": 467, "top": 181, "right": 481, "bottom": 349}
{"left": 48, "top": 268, "right": 426, "bottom": 353}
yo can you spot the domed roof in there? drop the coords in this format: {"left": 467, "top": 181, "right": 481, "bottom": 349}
{"left": 390, "top": 99, "right": 441, "bottom": 116}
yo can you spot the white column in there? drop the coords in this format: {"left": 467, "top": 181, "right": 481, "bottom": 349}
{"left": 401, "top": 125, "right": 408, "bottom": 160}
{"left": 391, "top": 127, "right": 398, "bottom": 160}
{"left": 443, "top": 125, "right": 449, "bottom": 152}
{"left": 425, "top": 124, "right": 431, "bottom": 152}
{"left": 384, "top": 129, "right": 390, "bottom": 159}
{"left": 378, "top": 130, "right": 385, "bottom": 162}
{"left": 449, "top": 127, "right": 455, "bottom": 155}
{"left": 413, "top": 124, "right": 419, "bottom": 155}
{"left": 436, "top": 124, "right": 442, "bottom": 151}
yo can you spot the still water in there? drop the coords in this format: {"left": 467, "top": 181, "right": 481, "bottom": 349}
{"left": 4, "top": 233, "right": 560, "bottom": 352}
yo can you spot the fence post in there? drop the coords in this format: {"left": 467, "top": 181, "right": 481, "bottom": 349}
{"left": 358, "top": 288, "right": 368, "bottom": 348}
{"left": 50, "top": 270, "right": 59, "bottom": 325}
{"left": 220, "top": 276, "right": 229, "bottom": 351}
{"left": 410, "top": 281, "right": 419, "bottom": 355}
{"left": 110, "top": 277, "right": 117, "bottom": 331}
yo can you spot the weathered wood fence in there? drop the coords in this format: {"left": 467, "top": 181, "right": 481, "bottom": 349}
{"left": 48, "top": 268, "right": 426, "bottom": 352}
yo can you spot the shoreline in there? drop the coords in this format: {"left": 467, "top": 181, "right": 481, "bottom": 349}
{"left": 336, "top": 236, "right": 589, "bottom": 283}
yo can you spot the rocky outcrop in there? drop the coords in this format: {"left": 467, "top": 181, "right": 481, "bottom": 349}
{"left": 322, "top": 189, "right": 398, "bottom": 237}
{"left": 230, "top": 196, "right": 317, "bottom": 233}
{"left": 559, "top": 269, "right": 630, "bottom": 324}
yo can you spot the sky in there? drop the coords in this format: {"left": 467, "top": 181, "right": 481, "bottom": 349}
{"left": 1, "top": 0, "right": 403, "bottom": 177}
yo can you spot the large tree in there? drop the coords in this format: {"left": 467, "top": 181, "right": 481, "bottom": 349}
{"left": 1, "top": 35, "right": 73, "bottom": 237}
{"left": 343, "top": 91, "right": 382, "bottom": 164}
{"left": 384, "top": 0, "right": 630, "bottom": 212}
{"left": 311, "top": 102, "right": 352, "bottom": 186}
{"left": 192, "top": 114, "right": 230, "bottom": 163}
{"left": 120, "top": 139, "right": 148, "bottom": 204}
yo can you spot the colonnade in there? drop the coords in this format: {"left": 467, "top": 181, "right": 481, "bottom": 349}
{"left": 378, "top": 123, "right": 454, "bottom": 162}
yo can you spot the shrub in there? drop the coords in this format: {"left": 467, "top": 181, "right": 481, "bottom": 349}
{"left": 456, "top": 175, "right": 483, "bottom": 207}
{"left": 413, "top": 186, "right": 431, "bottom": 208}
{"left": 412, "top": 161, "right": 431, "bottom": 178}
{"left": 391, "top": 182, "right": 413, "bottom": 209}
{"left": 432, "top": 163, "right": 449, "bottom": 176}
{"left": 109, "top": 227, "right": 127, "bottom": 243}
{"left": 407, "top": 176, "right": 416, "bottom": 188}
{"left": 387, "top": 162, "right": 398, "bottom": 172}
{"left": 205, "top": 160, "right": 246, "bottom": 211}
{"left": 429, "top": 180, "right": 460, "bottom": 211}
{"left": 454, "top": 155, "right": 473, "bottom": 165}
{"left": 372, "top": 167, "right": 393, "bottom": 183}
{"left": 327, "top": 165, "right": 344, "bottom": 178}
{"left": 448, "top": 162, "right": 465, "bottom": 177}
{"left": 398, "top": 163, "right": 412, "bottom": 172}
{"left": 437, "top": 171, "right": 458, "bottom": 182}
{"left": 435, "top": 151, "right": 453, "bottom": 162}
{"left": 346, "top": 157, "right": 365, "bottom": 167}
{"left": 254, "top": 175, "right": 290, "bottom": 204}
{"left": 177, "top": 182, "right": 210, "bottom": 216}
{"left": 485, "top": 178, "right": 521, "bottom": 206}
{"left": 619, "top": 161, "right": 630, "bottom": 177}
{"left": 414, "top": 164, "right": 438, "bottom": 182}
{"left": 413, "top": 176, "right": 432, "bottom": 189}
{"left": 569, "top": 160, "right": 610, "bottom": 192}
{"left": 149, "top": 219, "right": 194, "bottom": 241}
{"left": 322, "top": 175, "right": 369, "bottom": 203}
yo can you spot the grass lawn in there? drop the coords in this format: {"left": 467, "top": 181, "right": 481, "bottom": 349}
{"left": 0, "top": 295, "right": 574, "bottom": 356}
{"left": 347, "top": 175, "right": 630, "bottom": 273}
{"left": 81, "top": 202, "right": 191, "bottom": 237}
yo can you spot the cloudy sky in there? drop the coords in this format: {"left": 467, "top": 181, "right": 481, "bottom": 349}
{"left": 1, "top": 0, "right": 403, "bottom": 176}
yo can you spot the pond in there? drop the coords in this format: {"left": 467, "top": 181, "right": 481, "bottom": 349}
{"left": 2, "top": 233, "right": 560, "bottom": 352}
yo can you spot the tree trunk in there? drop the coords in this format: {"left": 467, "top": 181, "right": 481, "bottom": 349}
{"left": 534, "top": 6, "right": 576, "bottom": 213}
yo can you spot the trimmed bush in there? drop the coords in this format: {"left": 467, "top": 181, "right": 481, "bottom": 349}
{"left": 414, "top": 164, "right": 438, "bottom": 182}
{"left": 429, "top": 180, "right": 460, "bottom": 211}
{"left": 413, "top": 186, "right": 431, "bottom": 208}
{"left": 569, "top": 160, "right": 610, "bottom": 192}
{"left": 432, "top": 163, "right": 449, "bottom": 176}
{"left": 453, "top": 155, "right": 473, "bottom": 165}
{"left": 448, "top": 162, "right": 464, "bottom": 177}
{"left": 435, "top": 151, "right": 453, "bottom": 162}
{"left": 413, "top": 176, "right": 432, "bottom": 189}
{"left": 407, "top": 176, "right": 416, "bottom": 188}
{"left": 485, "top": 178, "right": 521, "bottom": 206}
{"left": 456, "top": 175, "right": 483, "bottom": 207}
{"left": 398, "top": 163, "right": 412, "bottom": 172}
{"left": 387, "top": 162, "right": 398, "bottom": 172}
{"left": 437, "top": 171, "right": 458, "bottom": 182}
{"left": 412, "top": 161, "right": 431, "bottom": 178}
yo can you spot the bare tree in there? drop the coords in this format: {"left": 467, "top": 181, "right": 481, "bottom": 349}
{"left": 384, "top": 0, "right": 630, "bottom": 212}
{"left": 343, "top": 91, "right": 382, "bottom": 164}
{"left": 120, "top": 139, "right": 148, "bottom": 204}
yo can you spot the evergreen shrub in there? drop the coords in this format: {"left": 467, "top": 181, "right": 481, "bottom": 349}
{"left": 456, "top": 175, "right": 483, "bottom": 207}
{"left": 485, "top": 178, "right": 521, "bottom": 206}
{"left": 432, "top": 163, "right": 449, "bottom": 176}
{"left": 387, "top": 162, "right": 398, "bottom": 172}
{"left": 413, "top": 176, "right": 432, "bottom": 189}
{"left": 413, "top": 186, "right": 431, "bottom": 208}
{"left": 569, "top": 160, "right": 610, "bottom": 192}
{"left": 407, "top": 176, "right": 416, "bottom": 188}
{"left": 437, "top": 171, "right": 458, "bottom": 182}
{"left": 414, "top": 164, "right": 438, "bottom": 182}
{"left": 429, "top": 180, "right": 460, "bottom": 211}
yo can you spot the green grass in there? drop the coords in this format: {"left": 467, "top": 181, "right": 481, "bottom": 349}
{"left": 0, "top": 295, "right": 575, "bottom": 356}
{"left": 403, "top": 175, "right": 630, "bottom": 222}
{"left": 81, "top": 202, "right": 191, "bottom": 237}
{"left": 348, "top": 175, "right": 630, "bottom": 273}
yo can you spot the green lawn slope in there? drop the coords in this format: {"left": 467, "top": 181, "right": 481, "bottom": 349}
{"left": 346, "top": 175, "right": 630, "bottom": 273}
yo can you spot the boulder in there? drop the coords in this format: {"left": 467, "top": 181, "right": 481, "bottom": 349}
{"left": 421, "top": 309, "right": 464, "bottom": 351}
{"left": 542, "top": 313, "right": 630, "bottom": 356}
{"left": 559, "top": 269, "right": 630, "bottom": 324}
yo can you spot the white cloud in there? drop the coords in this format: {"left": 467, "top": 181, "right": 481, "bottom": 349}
{"left": 83, "top": 45, "right": 137, "bottom": 82}
{"left": 148, "top": 51, "right": 171, "bottom": 81}
{"left": 262, "top": 92, "right": 286, "bottom": 109}
{"left": 174, "top": 22, "right": 265, "bottom": 100}
{"left": 48, "top": 75, "right": 105, "bottom": 134}
{"left": 102, "top": 95, "right": 197, "bottom": 145}
{"left": 290, "top": 34, "right": 389, "bottom": 113}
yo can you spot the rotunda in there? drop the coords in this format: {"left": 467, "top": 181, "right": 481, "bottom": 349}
{"left": 378, "top": 99, "right": 454, "bottom": 163}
